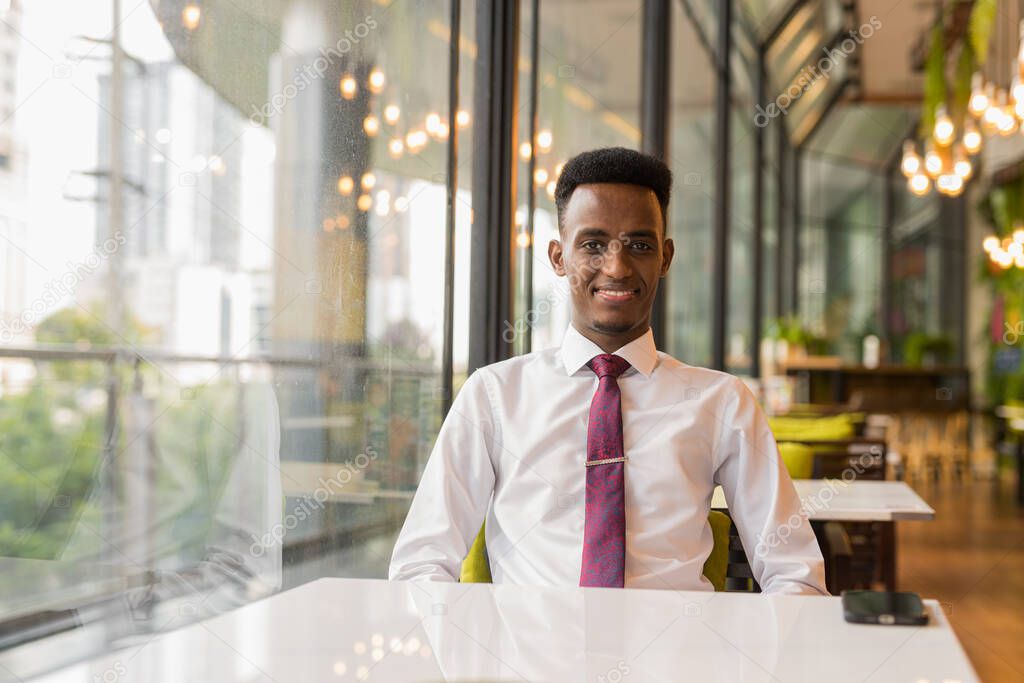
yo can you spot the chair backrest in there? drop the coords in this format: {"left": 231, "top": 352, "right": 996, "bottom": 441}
{"left": 777, "top": 442, "right": 815, "bottom": 479}
{"left": 768, "top": 413, "right": 861, "bottom": 442}
{"left": 460, "top": 509, "right": 746, "bottom": 592}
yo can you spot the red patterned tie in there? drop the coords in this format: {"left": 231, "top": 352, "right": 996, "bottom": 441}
{"left": 580, "top": 353, "right": 632, "bottom": 588}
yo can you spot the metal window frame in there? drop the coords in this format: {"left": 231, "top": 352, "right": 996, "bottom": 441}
{"left": 441, "top": 0, "right": 462, "bottom": 416}
{"left": 467, "top": 0, "right": 520, "bottom": 373}
{"left": 643, "top": 0, "right": 672, "bottom": 350}
{"left": 711, "top": 0, "right": 732, "bottom": 371}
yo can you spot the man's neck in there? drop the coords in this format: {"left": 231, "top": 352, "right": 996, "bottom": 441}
{"left": 573, "top": 321, "right": 651, "bottom": 354}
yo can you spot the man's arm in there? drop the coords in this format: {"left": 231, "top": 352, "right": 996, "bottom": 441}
{"left": 713, "top": 377, "right": 829, "bottom": 596}
{"left": 389, "top": 370, "right": 497, "bottom": 581}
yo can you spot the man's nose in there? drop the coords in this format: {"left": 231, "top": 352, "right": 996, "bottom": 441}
{"left": 600, "top": 245, "right": 633, "bottom": 278}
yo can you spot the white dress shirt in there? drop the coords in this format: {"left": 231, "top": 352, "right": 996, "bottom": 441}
{"left": 389, "top": 323, "right": 828, "bottom": 595}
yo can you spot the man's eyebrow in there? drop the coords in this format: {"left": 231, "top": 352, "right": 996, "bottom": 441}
{"left": 574, "top": 227, "right": 613, "bottom": 240}
{"left": 621, "top": 230, "right": 658, "bottom": 239}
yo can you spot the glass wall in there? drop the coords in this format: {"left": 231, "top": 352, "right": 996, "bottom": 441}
{"left": 513, "top": 0, "right": 643, "bottom": 354}
{"left": 0, "top": 0, "right": 473, "bottom": 672}
{"left": 800, "top": 154, "right": 884, "bottom": 362}
{"left": 666, "top": 3, "right": 716, "bottom": 367}
{"left": 726, "top": 22, "right": 759, "bottom": 375}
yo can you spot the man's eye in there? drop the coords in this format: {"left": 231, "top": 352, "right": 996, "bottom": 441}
{"left": 631, "top": 242, "right": 653, "bottom": 251}
{"left": 581, "top": 241, "right": 603, "bottom": 251}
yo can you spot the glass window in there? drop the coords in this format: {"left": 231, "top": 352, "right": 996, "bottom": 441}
{"left": 667, "top": 5, "right": 716, "bottom": 367}
{"left": 514, "top": 0, "right": 643, "bottom": 354}
{"left": 0, "top": 0, "right": 473, "bottom": 674}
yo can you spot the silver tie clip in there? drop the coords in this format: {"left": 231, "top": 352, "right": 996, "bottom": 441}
{"left": 586, "top": 456, "right": 627, "bottom": 467}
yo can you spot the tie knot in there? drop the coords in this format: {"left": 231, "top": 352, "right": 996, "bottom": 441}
{"left": 587, "top": 353, "right": 631, "bottom": 379}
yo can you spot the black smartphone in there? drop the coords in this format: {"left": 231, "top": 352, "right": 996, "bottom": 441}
{"left": 841, "top": 590, "right": 929, "bottom": 626}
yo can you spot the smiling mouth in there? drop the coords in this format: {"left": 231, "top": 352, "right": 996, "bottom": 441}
{"left": 593, "top": 287, "right": 640, "bottom": 303}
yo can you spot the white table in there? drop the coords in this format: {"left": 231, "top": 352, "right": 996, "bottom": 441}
{"left": 712, "top": 479, "right": 936, "bottom": 521}
{"left": 22, "top": 577, "right": 977, "bottom": 682}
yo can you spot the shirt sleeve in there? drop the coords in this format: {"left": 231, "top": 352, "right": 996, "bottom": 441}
{"left": 389, "top": 369, "right": 497, "bottom": 582}
{"left": 712, "top": 377, "right": 829, "bottom": 596}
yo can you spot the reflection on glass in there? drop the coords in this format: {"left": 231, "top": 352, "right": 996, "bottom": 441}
{"left": 0, "top": 0, "right": 472, "bottom": 674}
{"left": 513, "top": 0, "right": 643, "bottom": 354}
{"left": 667, "top": 6, "right": 716, "bottom": 367}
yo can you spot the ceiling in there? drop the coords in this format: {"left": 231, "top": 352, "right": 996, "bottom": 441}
{"left": 148, "top": 0, "right": 939, "bottom": 187}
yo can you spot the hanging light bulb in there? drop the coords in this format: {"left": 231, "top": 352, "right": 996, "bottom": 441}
{"left": 405, "top": 129, "right": 428, "bottom": 152}
{"left": 962, "top": 119, "right": 982, "bottom": 155}
{"left": 367, "top": 68, "right": 386, "bottom": 94}
{"left": 983, "top": 84, "right": 1001, "bottom": 133}
{"left": 455, "top": 109, "right": 471, "bottom": 128}
{"left": 425, "top": 113, "right": 442, "bottom": 136}
{"left": 908, "top": 173, "right": 931, "bottom": 196}
{"left": 999, "top": 88, "right": 1019, "bottom": 135}
{"left": 901, "top": 140, "right": 921, "bottom": 177}
{"left": 924, "top": 140, "right": 942, "bottom": 178}
{"left": 384, "top": 104, "right": 400, "bottom": 124}
{"left": 969, "top": 73, "right": 989, "bottom": 117}
{"left": 340, "top": 74, "right": 358, "bottom": 100}
{"left": 536, "top": 129, "right": 553, "bottom": 152}
{"left": 936, "top": 173, "right": 964, "bottom": 196}
{"left": 983, "top": 235, "right": 1000, "bottom": 253}
{"left": 934, "top": 105, "right": 955, "bottom": 146}
{"left": 182, "top": 4, "right": 202, "bottom": 30}
{"left": 363, "top": 115, "right": 380, "bottom": 137}
{"left": 953, "top": 144, "right": 972, "bottom": 180}
{"left": 1013, "top": 76, "right": 1024, "bottom": 113}
{"left": 388, "top": 137, "right": 404, "bottom": 159}
{"left": 1014, "top": 224, "right": 1024, "bottom": 243}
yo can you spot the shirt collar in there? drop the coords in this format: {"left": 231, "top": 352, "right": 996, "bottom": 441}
{"left": 559, "top": 323, "right": 659, "bottom": 378}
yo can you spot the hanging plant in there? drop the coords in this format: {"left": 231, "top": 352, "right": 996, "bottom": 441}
{"left": 969, "top": 0, "right": 999, "bottom": 65}
{"left": 977, "top": 169, "right": 1024, "bottom": 405}
{"left": 920, "top": 23, "right": 947, "bottom": 137}
{"left": 952, "top": 41, "right": 975, "bottom": 127}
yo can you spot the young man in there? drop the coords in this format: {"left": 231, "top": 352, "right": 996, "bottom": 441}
{"left": 389, "top": 147, "right": 827, "bottom": 595}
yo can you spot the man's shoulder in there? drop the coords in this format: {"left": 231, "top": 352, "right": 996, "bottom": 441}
{"left": 473, "top": 346, "right": 562, "bottom": 379}
{"left": 655, "top": 352, "right": 743, "bottom": 385}
{"left": 653, "top": 353, "right": 751, "bottom": 402}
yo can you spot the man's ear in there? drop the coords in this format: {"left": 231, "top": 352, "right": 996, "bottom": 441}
{"left": 660, "top": 238, "right": 675, "bottom": 277}
{"left": 549, "top": 238, "right": 566, "bottom": 276}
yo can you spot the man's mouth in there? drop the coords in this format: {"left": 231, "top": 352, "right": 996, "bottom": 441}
{"left": 592, "top": 286, "right": 640, "bottom": 303}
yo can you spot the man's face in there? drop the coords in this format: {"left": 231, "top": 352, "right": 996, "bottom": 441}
{"left": 548, "top": 183, "right": 674, "bottom": 340}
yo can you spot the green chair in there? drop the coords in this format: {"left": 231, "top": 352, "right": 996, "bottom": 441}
{"left": 461, "top": 510, "right": 734, "bottom": 591}
{"left": 777, "top": 442, "right": 815, "bottom": 479}
{"left": 767, "top": 413, "right": 861, "bottom": 442}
